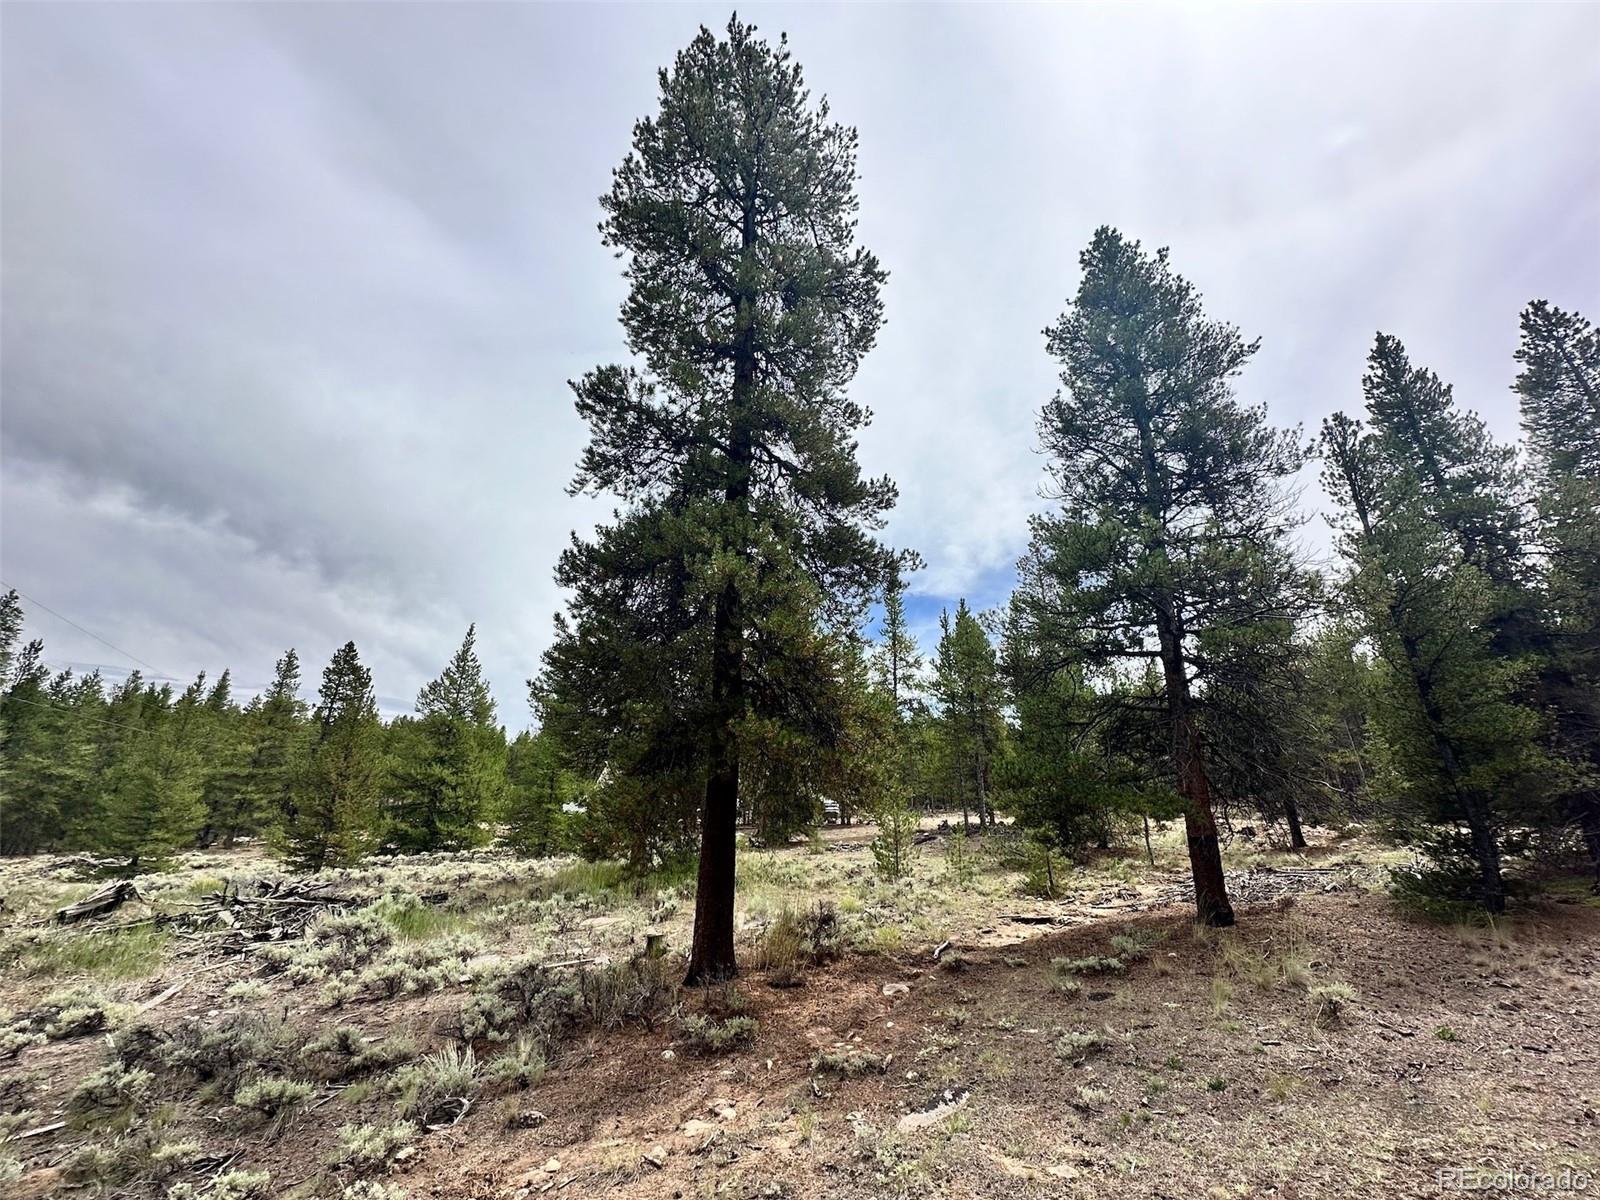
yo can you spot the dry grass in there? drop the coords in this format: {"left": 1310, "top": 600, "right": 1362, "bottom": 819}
{"left": 0, "top": 822, "right": 1591, "bottom": 1200}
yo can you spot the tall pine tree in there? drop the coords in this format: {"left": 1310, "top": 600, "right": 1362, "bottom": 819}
{"left": 1322, "top": 394, "right": 1545, "bottom": 912}
{"left": 1514, "top": 300, "right": 1600, "bottom": 878}
{"left": 237, "top": 649, "right": 309, "bottom": 846}
{"left": 541, "top": 17, "right": 899, "bottom": 982}
{"left": 1022, "top": 228, "right": 1310, "bottom": 925}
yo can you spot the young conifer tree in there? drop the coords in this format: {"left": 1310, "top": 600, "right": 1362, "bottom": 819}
{"left": 929, "top": 600, "right": 1005, "bottom": 830}
{"left": 287, "top": 641, "right": 382, "bottom": 870}
{"left": 95, "top": 677, "right": 206, "bottom": 871}
{"left": 875, "top": 569, "right": 924, "bottom": 718}
{"left": 387, "top": 625, "right": 505, "bottom": 852}
{"left": 238, "top": 649, "right": 309, "bottom": 844}
{"left": 503, "top": 728, "right": 570, "bottom": 858}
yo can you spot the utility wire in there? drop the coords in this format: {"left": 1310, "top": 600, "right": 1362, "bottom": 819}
{"left": 0, "top": 580, "right": 164, "bottom": 674}
{"left": 2, "top": 693, "right": 156, "bottom": 739}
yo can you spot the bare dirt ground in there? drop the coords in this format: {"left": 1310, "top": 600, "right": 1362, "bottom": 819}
{"left": 2, "top": 822, "right": 1596, "bottom": 1200}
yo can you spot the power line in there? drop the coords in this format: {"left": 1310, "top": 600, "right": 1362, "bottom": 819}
{"left": 0, "top": 580, "right": 164, "bottom": 674}
{"left": 2, "top": 693, "right": 155, "bottom": 739}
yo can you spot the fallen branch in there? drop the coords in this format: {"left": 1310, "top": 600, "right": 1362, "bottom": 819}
{"left": 136, "top": 981, "right": 186, "bottom": 1014}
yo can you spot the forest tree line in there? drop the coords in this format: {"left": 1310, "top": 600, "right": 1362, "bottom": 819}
{"left": 1, "top": 19, "right": 1595, "bottom": 981}
{"left": 0, "top": 620, "right": 571, "bottom": 870}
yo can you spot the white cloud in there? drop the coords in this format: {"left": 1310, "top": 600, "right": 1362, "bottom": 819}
{"left": 3, "top": 2, "right": 1596, "bottom": 723}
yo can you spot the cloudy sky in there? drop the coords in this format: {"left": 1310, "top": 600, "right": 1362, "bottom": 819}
{"left": 3, "top": 2, "right": 1597, "bottom": 723}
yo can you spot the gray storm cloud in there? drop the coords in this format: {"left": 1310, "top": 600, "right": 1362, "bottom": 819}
{"left": 3, "top": 2, "right": 1597, "bottom": 722}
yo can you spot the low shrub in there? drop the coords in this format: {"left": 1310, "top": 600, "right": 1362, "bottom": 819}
{"left": 1108, "top": 934, "right": 1148, "bottom": 960}
{"left": 1053, "top": 955, "right": 1124, "bottom": 976}
{"left": 811, "top": 1047, "right": 886, "bottom": 1077}
{"left": 3, "top": 987, "right": 126, "bottom": 1050}
{"left": 207, "top": 1169, "right": 273, "bottom": 1200}
{"left": 458, "top": 957, "right": 578, "bottom": 1047}
{"left": 390, "top": 1044, "right": 477, "bottom": 1122}
{"left": 1054, "top": 1030, "right": 1105, "bottom": 1062}
{"left": 1072, "top": 1085, "right": 1107, "bottom": 1111}
{"left": 331, "top": 1121, "right": 417, "bottom": 1172}
{"left": 234, "top": 1075, "right": 314, "bottom": 1116}
{"left": 578, "top": 955, "right": 679, "bottom": 1029}
{"left": 758, "top": 902, "right": 842, "bottom": 987}
{"left": 302, "top": 1025, "right": 416, "bottom": 1080}
{"left": 680, "top": 1013, "right": 758, "bottom": 1055}
{"left": 66, "top": 1060, "right": 152, "bottom": 1124}
{"left": 116, "top": 1014, "right": 298, "bottom": 1089}
{"left": 341, "top": 1183, "right": 408, "bottom": 1200}
{"left": 483, "top": 1035, "right": 546, "bottom": 1090}
{"left": 262, "top": 906, "right": 393, "bottom": 985}
{"left": 1307, "top": 982, "right": 1357, "bottom": 1027}
{"left": 149, "top": 1139, "right": 202, "bottom": 1176}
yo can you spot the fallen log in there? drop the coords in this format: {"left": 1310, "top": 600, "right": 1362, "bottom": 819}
{"left": 55, "top": 880, "right": 143, "bottom": 924}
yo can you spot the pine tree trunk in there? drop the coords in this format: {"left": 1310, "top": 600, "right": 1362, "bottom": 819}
{"left": 1284, "top": 795, "right": 1307, "bottom": 850}
{"left": 1465, "top": 808, "right": 1507, "bottom": 914}
{"left": 687, "top": 580, "right": 743, "bottom": 985}
{"left": 1175, "top": 708, "right": 1235, "bottom": 927}
{"left": 1577, "top": 791, "right": 1600, "bottom": 888}
{"left": 686, "top": 210, "right": 757, "bottom": 985}
{"left": 686, "top": 764, "right": 738, "bottom": 982}
{"left": 1158, "top": 619, "right": 1235, "bottom": 928}
{"left": 1402, "top": 633, "right": 1506, "bottom": 914}
{"left": 974, "top": 753, "right": 988, "bottom": 829}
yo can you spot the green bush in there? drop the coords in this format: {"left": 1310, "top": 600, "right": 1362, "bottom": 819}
{"left": 116, "top": 1014, "right": 297, "bottom": 1089}
{"left": 577, "top": 955, "right": 679, "bottom": 1029}
{"left": 208, "top": 1169, "right": 272, "bottom": 1200}
{"left": 760, "top": 902, "right": 842, "bottom": 987}
{"left": 302, "top": 1025, "right": 415, "bottom": 1079}
{"left": 390, "top": 1045, "right": 477, "bottom": 1121}
{"left": 1053, "top": 955, "right": 1124, "bottom": 976}
{"left": 483, "top": 1035, "right": 546, "bottom": 1090}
